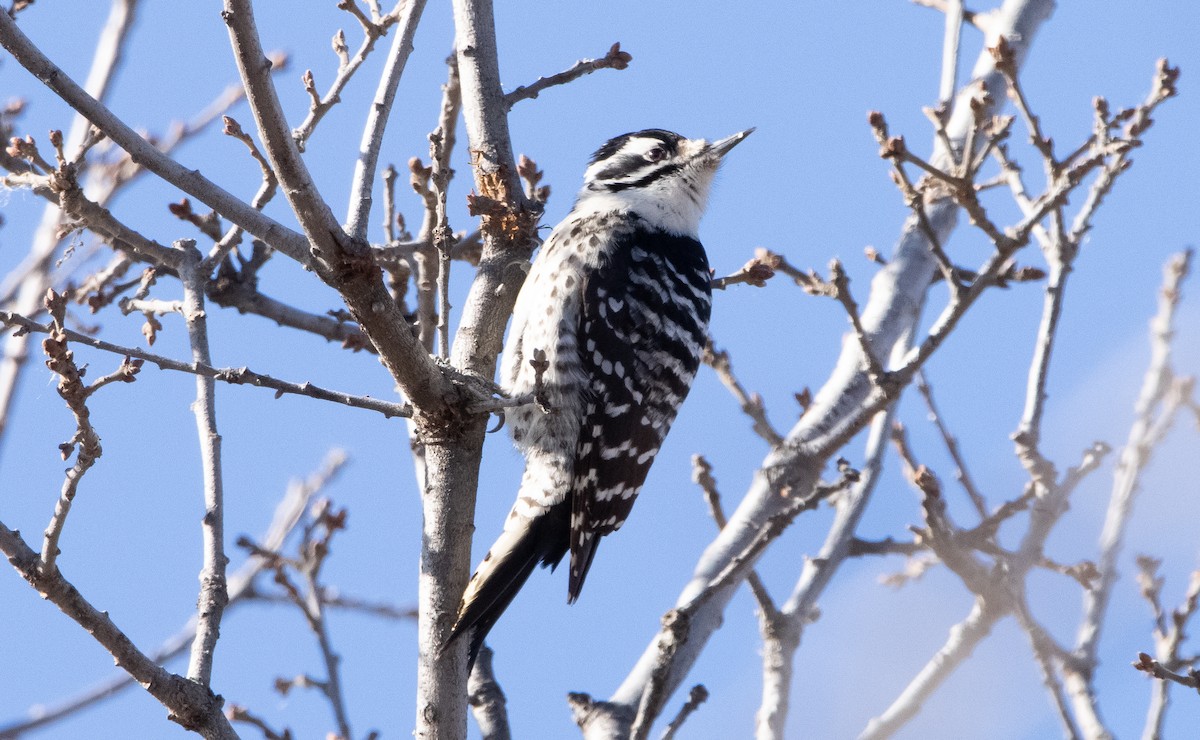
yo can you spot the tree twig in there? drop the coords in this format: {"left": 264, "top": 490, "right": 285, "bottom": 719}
{"left": 0, "top": 450, "right": 348, "bottom": 739}
{"left": 914, "top": 371, "right": 988, "bottom": 517}
{"left": 0, "top": 310, "right": 410, "bottom": 417}
{"left": 0, "top": 523, "right": 237, "bottom": 738}
{"left": 238, "top": 498, "right": 356, "bottom": 738}
{"left": 176, "top": 244, "right": 228, "bottom": 689}
{"left": 711, "top": 252, "right": 778, "bottom": 291}
{"left": 1068, "top": 250, "right": 1193, "bottom": 733}
{"left": 0, "top": 10, "right": 313, "bottom": 265}
{"left": 502, "top": 43, "right": 632, "bottom": 110}
{"left": 37, "top": 291, "right": 115, "bottom": 573}
{"left": 467, "top": 645, "right": 512, "bottom": 740}
{"left": 702, "top": 343, "right": 784, "bottom": 447}
{"left": 343, "top": 0, "right": 428, "bottom": 239}
{"left": 937, "top": 0, "right": 964, "bottom": 105}
{"left": 659, "top": 685, "right": 709, "bottom": 740}
{"left": 225, "top": 0, "right": 454, "bottom": 416}
{"left": 429, "top": 55, "right": 463, "bottom": 359}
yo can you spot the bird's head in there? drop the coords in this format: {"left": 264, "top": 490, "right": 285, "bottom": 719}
{"left": 575, "top": 128, "right": 754, "bottom": 236}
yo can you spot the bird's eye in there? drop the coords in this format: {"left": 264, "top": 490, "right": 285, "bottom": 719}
{"left": 645, "top": 146, "right": 667, "bottom": 162}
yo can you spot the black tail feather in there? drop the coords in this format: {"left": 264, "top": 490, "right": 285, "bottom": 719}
{"left": 567, "top": 535, "right": 602, "bottom": 604}
{"left": 448, "top": 502, "right": 570, "bottom": 668}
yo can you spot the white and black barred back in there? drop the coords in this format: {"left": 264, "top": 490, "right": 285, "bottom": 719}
{"left": 450, "top": 128, "right": 753, "bottom": 664}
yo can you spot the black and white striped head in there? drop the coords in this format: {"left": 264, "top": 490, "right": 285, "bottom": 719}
{"left": 575, "top": 128, "right": 753, "bottom": 236}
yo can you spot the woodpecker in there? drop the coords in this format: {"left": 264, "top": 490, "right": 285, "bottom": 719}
{"left": 450, "top": 128, "right": 753, "bottom": 664}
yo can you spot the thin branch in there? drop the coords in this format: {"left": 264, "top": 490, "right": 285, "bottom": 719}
{"left": 293, "top": 7, "right": 403, "bottom": 152}
{"left": 502, "top": 43, "right": 632, "bottom": 110}
{"left": 0, "top": 10, "right": 312, "bottom": 264}
{"left": 711, "top": 252, "right": 778, "bottom": 291}
{"left": 467, "top": 645, "right": 512, "bottom": 740}
{"left": 1068, "top": 60, "right": 1179, "bottom": 246}
{"left": 914, "top": 372, "right": 988, "bottom": 517}
{"left": 1013, "top": 596, "right": 1082, "bottom": 740}
{"left": 239, "top": 498, "right": 357, "bottom": 739}
{"left": 466, "top": 349, "right": 548, "bottom": 415}
{"left": 0, "top": 451, "right": 346, "bottom": 739}
{"left": 428, "top": 54, "right": 463, "bottom": 359}
{"left": 343, "top": 0, "right": 428, "bottom": 239}
{"left": 227, "top": 705, "right": 289, "bottom": 740}
{"left": 205, "top": 280, "right": 374, "bottom": 353}
{"left": 1138, "top": 562, "right": 1200, "bottom": 739}
{"left": 829, "top": 259, "right": 889, "bottom": 386}
{"left": 1011, "top": 244, "right": 1070, "bottom": 487}
{"left": 659, "top": 685, "right": 709, "bottom": 740}
{"left": 702, "top": 343, "right": 784, "bottom": 447}
{"left": 302, "top": 514, "right": 353, "bottom": 740}
{"left": 37, "top": 291, "right": 111, "bottom": 573}
{"left": 758, "top": 248, "right": 830, "bottom": 294}
{"left": 201, "top": 115, "right": 279, "bottom": 270}
{"left": 991, "top": 37, "right": 1056, "bottom": 169}
{"left": 382, "top": 164, "right": 399, "bottom": 244}
{"left": 176, "top": 245, "right": 228, "bottom": 688}
{"left": 0, "top": 310, "right": 410, "bottom": 417}
{"left": 0, "top": 523, "right": 237, "bottom": 738}
{"left": 1070, "top": 249, "right": 1190, "bottom": 734}
{"left": 860, "top": 597, "right": 1006, "bottom": 739}
{"left": 692, "top": 455, "right": 776, "bottom": 614}
{"left": 239, "top": 588, "right": 417, "bottom": 620}
{"left": 410, "top": 156, "right": 443, "bottom": 353}
{"left": 1133, "top": 653, "right": 1200, "bottom": 691}
{"left": 938, "top": 0, "right": 963, "bottom": 105}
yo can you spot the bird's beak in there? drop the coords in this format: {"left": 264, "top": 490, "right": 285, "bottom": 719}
{"left": 710, "top": 128, "right": 755, "bottom": 157}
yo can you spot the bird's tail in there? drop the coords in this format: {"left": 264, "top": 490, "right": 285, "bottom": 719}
{"left": 447, "top": 502, "right": 569, "bottom": 668}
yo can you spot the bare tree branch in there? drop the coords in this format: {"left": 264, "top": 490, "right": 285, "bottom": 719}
{"left": 502, "top": 42, "right": 632, "bottom": 110}
{"left": 0, "top": 11, "right": 312, "bottom": 263}
{"left": 293, "top": 3, "right": 407, "bottom": 152}
{"left": 429, "top": 56, "right": 463, "bottom": 359}
{"left": 0, "top": 0, "right": 142, "bottom": 459}
{"left": 860, "top": 597, "right": 1005, "bottom": 739}
{"left": 1133, "top": 652, "right": 1200, "bottom": 692}
{"left": 1068, "top": 249, "right": 1193, "bottom": 734}
{"left": 0, "top": 524, "right": 237, "bottom": 739}
{"left": 239, "top": 498, "right": 359, "bottom": 739}
{"left": 938, "top": 0, "right": 964, "bottom": 104}
{"left": 37, "top": 291, "right": 115, "bottom": 574}
{"left": 0, "top": 311, "right": 410, "bottom": 417}
{"left": 702, "top": 343, "right": 784, "bottom": 447}
{"left": 175, "top": 244, "right": 229, "bottom": 689}
{"left": 343, "top": 0, "right": 428, "bottom": 240}
{"left": 1, "top": 451, "right": 348, "bottom": 739}
{"left": 221, "top": 0, "right": 453, "bottom": 417}
{"left": 914, "top": 372, "right": 988, "bottom": 517}
{"left": 467, "top": 646, "right": 512, "bottom": 740}
{"left": 659, "top": 685, "right": 709, "bottom": 740}
{"left": 1135, "top": 558, "right": 1200, "bottom": 739}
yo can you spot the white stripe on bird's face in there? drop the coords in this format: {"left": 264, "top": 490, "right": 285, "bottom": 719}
{"left": 576, "top": 131, "right": 726, "bottom": 238}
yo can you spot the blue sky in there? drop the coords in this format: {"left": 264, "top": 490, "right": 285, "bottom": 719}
{"left": 2, "top": 1, "right": 1200, "bottom": 738}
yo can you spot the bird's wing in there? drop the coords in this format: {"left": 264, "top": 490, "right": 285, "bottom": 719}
{"left": 567, "top": 225, "right": 711, "bottom": 600}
